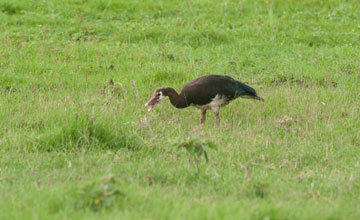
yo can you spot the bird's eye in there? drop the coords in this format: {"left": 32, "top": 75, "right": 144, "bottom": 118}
{"left": 157, "top": 93, "right": 161, "bottom": 96}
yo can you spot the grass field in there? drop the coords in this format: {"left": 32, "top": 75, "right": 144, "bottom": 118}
{"left": 0, "top": 0, "right": 360, "bottom": 219}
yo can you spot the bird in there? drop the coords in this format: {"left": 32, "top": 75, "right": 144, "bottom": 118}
{"left": 145, "top": 75, "right": 264, "bottom": 125}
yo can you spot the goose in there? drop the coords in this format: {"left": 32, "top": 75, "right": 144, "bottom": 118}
{"left": 145, "top": 75, "right": 264, "bottom": 125}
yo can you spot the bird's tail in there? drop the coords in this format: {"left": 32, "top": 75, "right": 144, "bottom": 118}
{"left": 240, "top": 94, "right": 265, "bottom": 101}
{"left": 253, "top": 95, "right": 264, "bottom": 102}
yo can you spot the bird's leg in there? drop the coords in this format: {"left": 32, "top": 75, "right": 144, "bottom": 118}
{"left": 200, "top": 109, "right": 207, "bottom": 124}
{"left": 212, "top": 107, "right": 220, "bottom": 126}
{"left": 215, "top": 112, "right": 220, "bottom": 126}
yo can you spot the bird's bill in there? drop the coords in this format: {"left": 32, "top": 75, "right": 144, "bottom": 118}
{"left": 144, "top": 92, "right": 162, "bottom": 111}
{"left": 144, "top": 99, "right": 158, "bottom": 111}
{"left": 145, "top": 104, "right": 155, "bottom": 111}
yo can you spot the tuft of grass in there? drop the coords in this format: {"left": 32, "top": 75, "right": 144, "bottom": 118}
{"left": 74, "top": 175, "right": 125, "bottom": 211}
{"left": 0, "top": 2, "right": 23, "bottom": 15}
{"left": 33, "top": 113, "right": 140, "bottom": 152}
{"left": 176, "top": 138, "right": 217, "bottom": 173}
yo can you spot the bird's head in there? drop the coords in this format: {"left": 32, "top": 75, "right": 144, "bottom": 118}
{"left": 144, "top": 89, "right": 167, "bottom": 111}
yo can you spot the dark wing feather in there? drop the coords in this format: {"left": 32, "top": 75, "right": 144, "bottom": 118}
{"left": 180, "top": 75, "right": 252, "bottom": 106}
{"left": 227, "top": 80, "right": 257, "bottom": 98}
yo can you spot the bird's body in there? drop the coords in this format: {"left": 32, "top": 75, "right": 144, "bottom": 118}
{"left": 145, "top": 75, "right": 264, "bottom": 125}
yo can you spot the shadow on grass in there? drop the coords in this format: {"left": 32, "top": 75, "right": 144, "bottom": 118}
{"left": 245, "top": 182, "right": 269, "bottom": 199}
{"left": 0, "top": 2, "right": 23, "bottom": 15}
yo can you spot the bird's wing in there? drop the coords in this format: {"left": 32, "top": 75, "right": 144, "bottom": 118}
{"left": 226, "top": 80, "right": 257, "bottom": 98}
{"left": 180, "top": 75, "right": 235, "bottom": 106}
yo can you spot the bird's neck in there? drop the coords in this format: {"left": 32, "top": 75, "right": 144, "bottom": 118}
{"left": 164, "top": 88, "right": 188, "bottom": 108}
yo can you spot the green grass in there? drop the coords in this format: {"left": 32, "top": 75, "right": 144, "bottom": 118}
{"left": 1, "top": 0, "right": 360, "bottom": 219}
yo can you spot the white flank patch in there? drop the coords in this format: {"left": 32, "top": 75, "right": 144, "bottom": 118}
{"left": 209, "top": 94, "right": 228, "bottom": 107}
{"left": 193, "top": 94, "right": 229, "bottom": 110}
